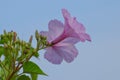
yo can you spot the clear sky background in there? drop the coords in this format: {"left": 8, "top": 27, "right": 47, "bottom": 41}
{"left": 0, "top": 0, "right": 120, "bottom": 80}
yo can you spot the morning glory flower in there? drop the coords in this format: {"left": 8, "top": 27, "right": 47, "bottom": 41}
{"left": 62, "top": 9, "right": 91, "bottom": 42}
{"left": 40, "top": 9, "right": 91, "bottom": 64}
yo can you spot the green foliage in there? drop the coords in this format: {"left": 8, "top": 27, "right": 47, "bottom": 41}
{"left": 23, "top": 61, "right": 47, "bottom": 76}
{"left": 31, "top": 73, "right": 38, "bottom": 80}
{"left": 17, "top": 75, "right": 30, "bottom": 80}
{"left": 0, "top": 77, "right": 3, "bottom": 80}
{"left": 0, "top": 46, "right": 4, "bottom": 57}
{"left": 0, "top": 30, "right": 48, "bottom": 80}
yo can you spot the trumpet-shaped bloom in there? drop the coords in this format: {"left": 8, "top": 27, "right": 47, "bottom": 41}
{"left": 40, "top": 9, "right": 91, "bottom": 64}
{"left": 62, "top": 9, "right": 91, "bottom": 42}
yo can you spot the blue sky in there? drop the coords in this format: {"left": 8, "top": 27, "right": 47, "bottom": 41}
{"left": 0, "top": 0, "right": 120, "bottom": 80}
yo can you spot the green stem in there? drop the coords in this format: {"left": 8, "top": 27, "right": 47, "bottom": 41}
{"left": 6, "top": 33, "right": 48, "bottom": 80}
{"left": 7, "top": 71, "right": 16, "bottom": 80}
{"left": 0, "top": 61, "right": 7, "bottom": 80}
{"left": 6, "top": 48, "right": 40, "bottom": 80}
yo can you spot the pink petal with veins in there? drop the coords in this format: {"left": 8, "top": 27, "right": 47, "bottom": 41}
{"left": 44, "top": 47, "right": 63, "bottom": 64}
{"left": 40, "top": 9, "right": 91, "bottom": 64}
{"left": 62, "top": 9, "right": 91, "bottom": 42}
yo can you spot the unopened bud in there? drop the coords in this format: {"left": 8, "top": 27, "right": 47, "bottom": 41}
{"left": 35, "top": 30, "right": 39, "bottom": 41}
{"left": 4, "top": 30, "right": 7, "bottom": 35}
{"left": 29, "top": 35, "right": 33, "bottom": 44}
{"left": 13, "top": 32, "right": 17, "bottom": 42}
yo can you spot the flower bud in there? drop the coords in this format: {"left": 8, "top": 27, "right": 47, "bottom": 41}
{"left": 35, "top": 30, "right": 39, "bottom": 41}
{"left": 29, "top": 35, "right": 33, "bottom": 44}
{"left": 13, "top": 32, "right": 17, "bottom": 42}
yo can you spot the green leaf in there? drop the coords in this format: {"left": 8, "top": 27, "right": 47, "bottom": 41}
{"left": 31, "top": 73, "right": 38, "bottom": 80}
{"left": 23, "top": 61, "right": 47, "bottom": 76}
{"left": 0, "top": 77, "right": 3, "bottom": 80}
{"left": 0, "top": 46, "right": 4, "bottom": 57}
{"left": 33, "top": 52, "right": 39, "bottom": 58}
{"left": 0, "top": 37, "right": 8, "bottom": 44}
{"left": 0, "top": 40, "right": 4, "bottom": 44}
{"left": 17, "top": 75, "right": 30, "bottom": 80}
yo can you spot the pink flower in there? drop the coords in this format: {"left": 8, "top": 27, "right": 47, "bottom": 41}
{"left": 40, "top": 9, "right": 91, "bottom": 64}
{"left": 62, "top": 9, "right": 91, "bottom": 42}
{"left": 40, "top": 20, "right": 78, "bottom": 64}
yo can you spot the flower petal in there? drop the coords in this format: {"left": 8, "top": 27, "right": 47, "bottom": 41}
{"left": 61, "top": 37, "right": 79, "bottom": 44}
{"left": 62, "top": 9, "right": 91, "bottom": 42}
{"left": 44, "top": 47, "right": 63, "bottom": 64}
{"left": 79, "top": 33, "right": 91, "bottom": 42}
{"left": 48, "top": 19, "right": 64, "bottom": 41}
{"left": 54, "top": 37, "right": 79, "bottom": 45}
{"left": 54, "top": 44, "right": 78, "bottom": 63}
{"left": 62, "top": 8, "right": 71, "bottom": 20}
{"left": 62, "top": 9, "right": 85, "bottom": 32}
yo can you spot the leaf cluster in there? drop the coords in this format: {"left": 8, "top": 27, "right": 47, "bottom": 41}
{"left": 0, "top": 30, "right": 48, "bottom": 80}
